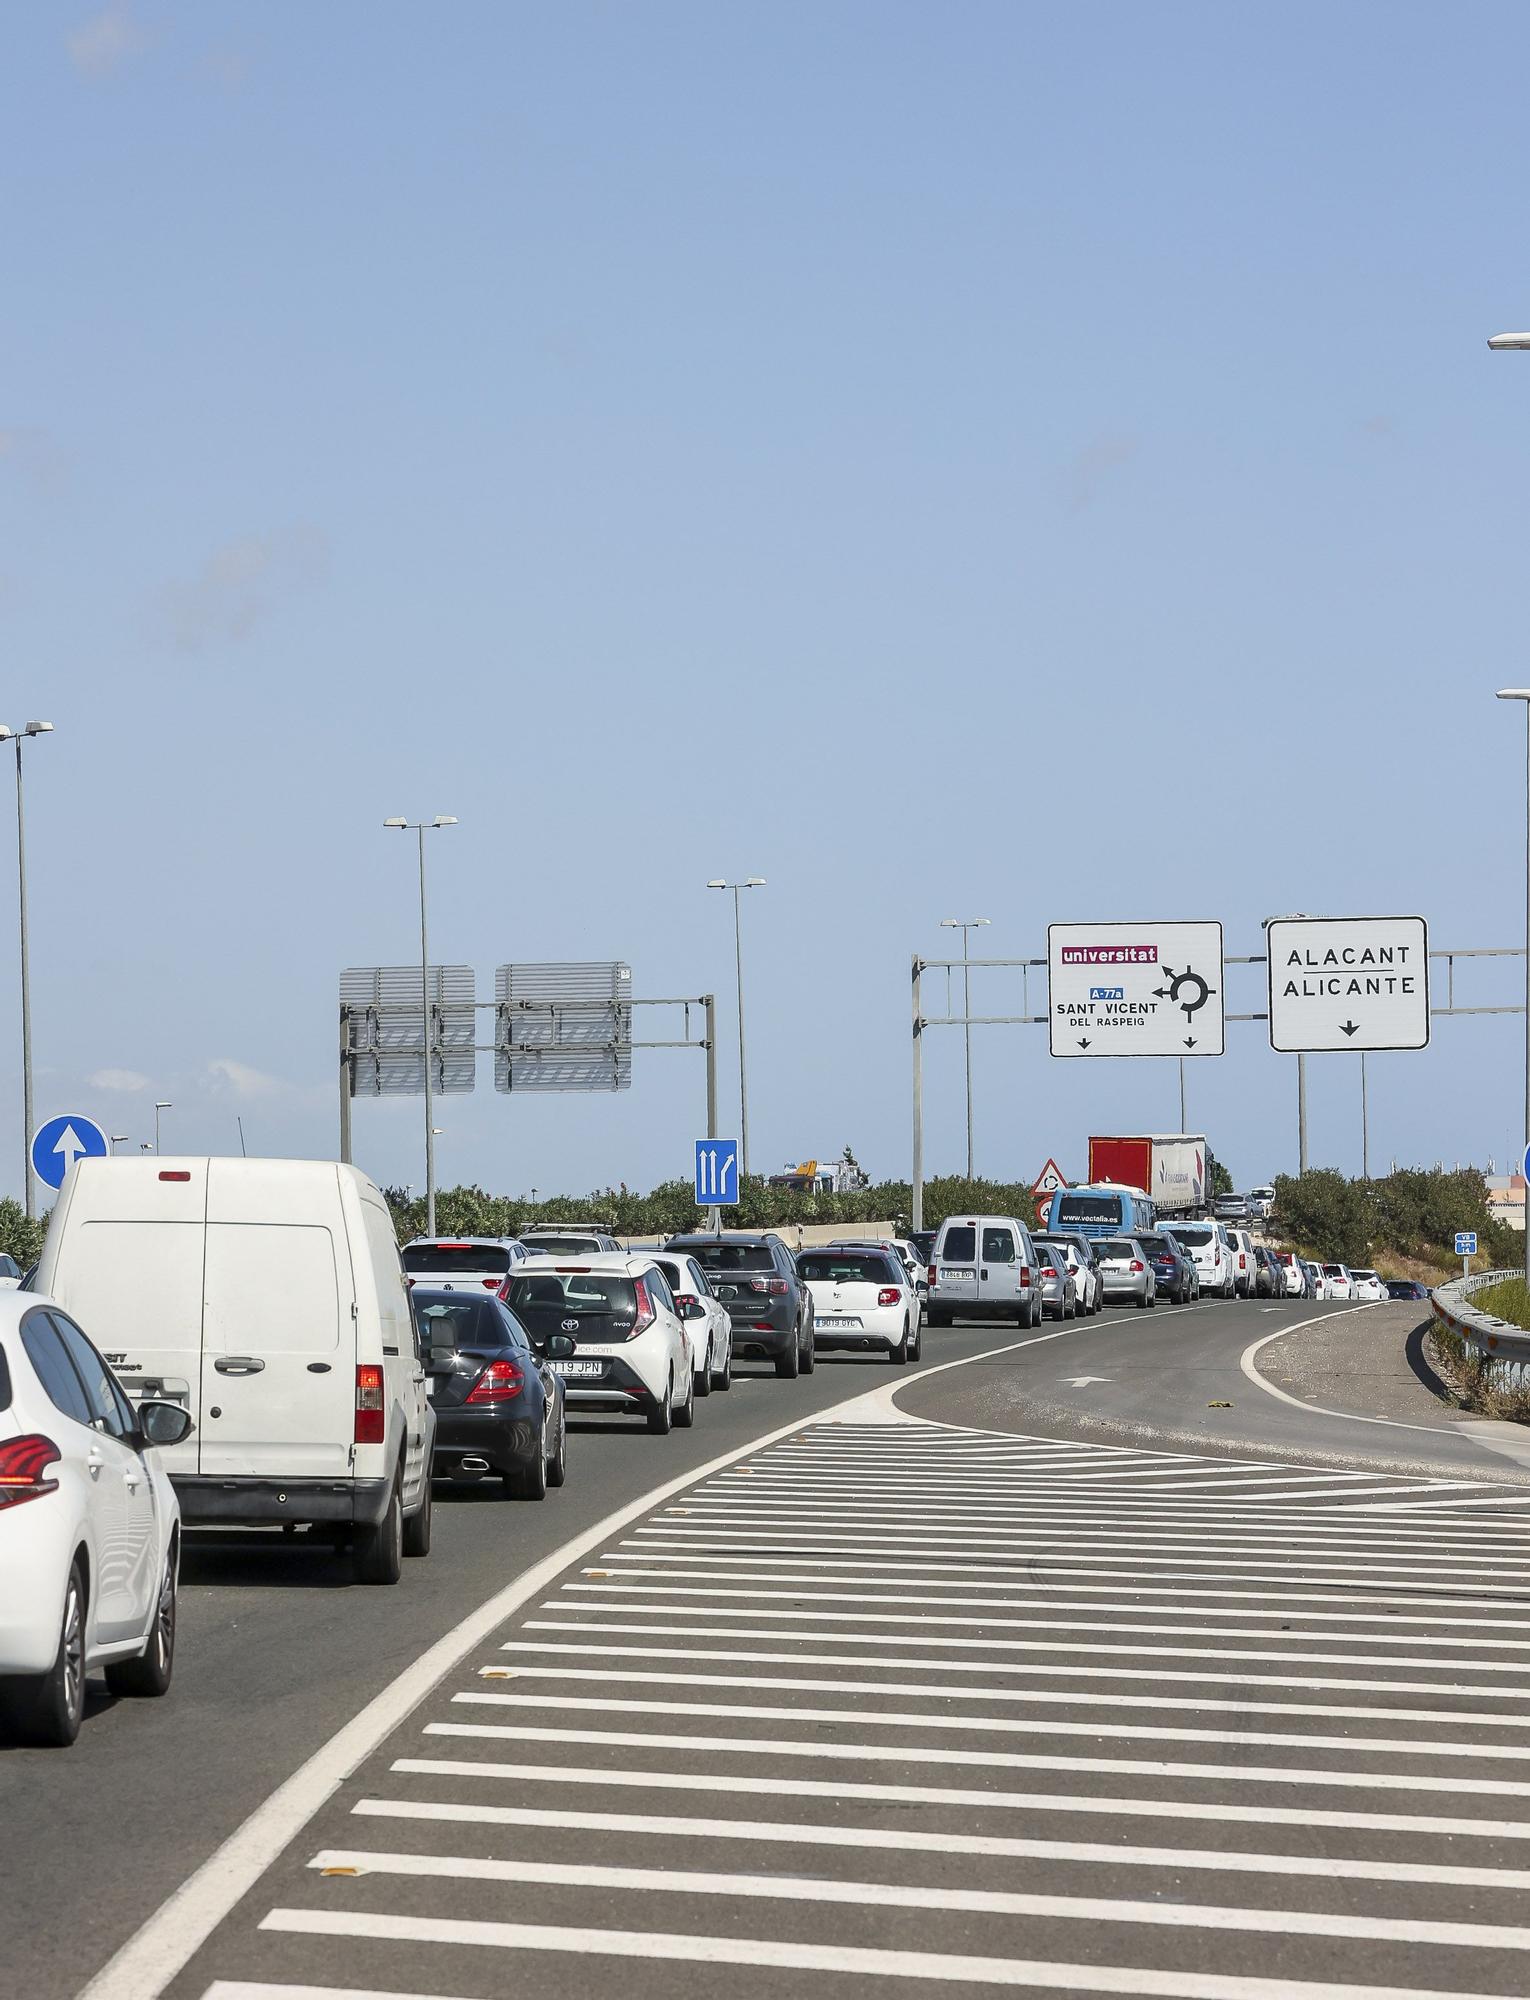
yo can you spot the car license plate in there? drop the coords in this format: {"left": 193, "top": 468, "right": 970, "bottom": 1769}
{"left": 552, "top": 1358, "right": 606, "bottom": 1379}
{"left": 818, "top": 1315, "right": 862, "bottom": 1329}
{"left": 941, "top": 1268, "right": 975, "bottom": 1282}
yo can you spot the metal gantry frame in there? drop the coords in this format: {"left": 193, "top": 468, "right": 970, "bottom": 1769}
{"left": 910, "top": 946, "right": 1526, "bottom": 1232}
{"left": 339, "top": 993, "right": 717, "bottom": 1168}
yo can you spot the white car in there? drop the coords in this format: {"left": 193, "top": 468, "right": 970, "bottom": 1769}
{"left": 1349, "top": 1269, "right": 1385, "bottom": 1303}
{"left": 1248, "top": 1186, "right": 1276, "bottom": 1219}
{"left": 652, "top": 1252, "right": 733, "bottom": 1394}
{"left": 0, "top": 1254, "right": 22, "bottom": 1291}
{"left": 1032, "top": 1233, "right": 1103, "bottom": 1316}
{"left": 1321, "top": 1262, "right": 1354, "bottom": 1300}
{"left": 1160, "top": 1222, "right": 1237, "bottom": 1298}
{"left": 830, "top": 1239, "right": 928, "bottom": 1321}
{"left": 798, "top": 1245, "right": 922, "bottom": 1364}
{"left": 401, "top": 1236, "right": 537, "bottom": 1297}
{"left": 1224, "top": 1227, "right": 1258, "bottom": 1299}
{"left": 504, "top": 1254, "right": 694, "bottom": 1433}
{"left": 0, "top": 1294, "right": 193, "bottom": 1746}
{"left": 1272, "top": 1249, "right": 1306, "bottom": 1296}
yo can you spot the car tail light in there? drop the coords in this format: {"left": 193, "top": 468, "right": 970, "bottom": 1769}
{"left": 1130, "top": 1260, "right": 1145, "bottom": 1274}
{"left": 631, "top": 1276, "right": 657, "bottom": 1336}
{"left": 466, "top": 1357, "right": 526, "bottom": 1404}
{"left": 354, "top": 1365, "right": 386, "bottom": 1445}
{"left": 927, "top": 1264, "right": 937, "bottom": 1286}
{"left": 481, "top": 1278, "right": 502, "bottom": 1289}
{"left": 748, "top": 1277, "right": 790, "bottom": 1295}
{"left": 1018, "top": 1266, "right": 1030, "bottom": 1286}
{"left": 405, "top": 1276, "right": 416, "bottom": 1288}
{"left": 877, "top": 1287, "right": 901, "bottom": 1307}
{"left": 0, "top": 1433, "right": 60, "bottom": 1507}
{"left": 750, "top": 1322, "right": 775, "bottom": 1331}
{"left": 675, "top": 1292, "right": 699, "bottom": 1313}
{"left": 1039, "top": 1266, "right": 1058, "bottom": 1279}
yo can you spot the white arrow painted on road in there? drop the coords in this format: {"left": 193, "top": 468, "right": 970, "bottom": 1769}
{"left": 52, "top": 1124, "right": 90, "bottom": 1177}
{"left": 1061, "top": 1375, "right": 1112, "bottom": 1387}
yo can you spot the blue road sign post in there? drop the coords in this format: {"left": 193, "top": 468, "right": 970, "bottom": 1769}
{"left": 695, "top": 1138, "right": 740, "bottom": 1208}
{"left": 31, "top": 1114, "right": 109, "bottom": 1193}
{"left": 1456, "top": 1228, "right": 1479, "bottom": 1279}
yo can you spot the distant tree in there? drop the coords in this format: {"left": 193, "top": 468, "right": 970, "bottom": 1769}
{"left": 1205, "top": 1150, "right": 1234, "bottom": 1200}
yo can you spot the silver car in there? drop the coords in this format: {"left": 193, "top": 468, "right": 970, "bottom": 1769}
{"left": 1031, "top": 1242, "right": 1079, "bottom": 1321}
{"left": 1034, "top": 1234, "right": 1101, "bottom": 1316}
{"left": 1095, "top": 1236, "right": 1157, "bottom": 1309}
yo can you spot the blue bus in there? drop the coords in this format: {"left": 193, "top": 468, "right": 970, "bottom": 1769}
{"left": 1046, "top": 1183, "right": 1155, "bottom": 1240}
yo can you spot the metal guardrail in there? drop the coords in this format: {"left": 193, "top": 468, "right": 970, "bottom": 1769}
{"left": 1431, "top": 1270, "right": 1530, "bottom": 1389}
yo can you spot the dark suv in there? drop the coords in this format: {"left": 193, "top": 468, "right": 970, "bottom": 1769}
{"left": 664, "top": 1233, "right": 815, "bottom": 1378}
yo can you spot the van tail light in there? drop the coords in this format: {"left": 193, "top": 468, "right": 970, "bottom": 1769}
{"left": 877, "top": 1287, "right": 901, "bottom": 1307}
{"left": 631, "top": 1277, "right": 657, "bottom": 1336}
{"left": 0, "top": 1433, "right": 61, "bottom": 1507}
{"left": 466, "top": 1357, "right": 526, "bottom": 1404}
{"left": 1018, "top": 1266, "right": 1030, "bottom": 1286}
{"left": 1130, "top": 1260, "right": 1145, "bottom": 1274}
{"left": 158, "top": 1170, "right": 191, "bottom": 1182}
{"left": 927, "top": 1265, "right": 937, "bottom": 1286}
{"left": 354, "top": 1365, "right": 386, "bottom": 1445}
{"left": 748, "top": 1277, "right": 790, "bottom": 1295}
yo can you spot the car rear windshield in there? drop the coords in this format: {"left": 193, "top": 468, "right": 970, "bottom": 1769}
{"left": 404, "top": 1243, "right": 511, "bottom": 1275}
{"left": 799, "top": 1253, "right": 896, "bottom": 1285}
{"left": 1055, "top": 1196, "right": 1123, "bottom": 1226}
{"left": 507, "top": 1272, "right": 640, "bottom": 1320}
{"left": 1097, "top": 1240, "right": 1135, "bottom": 1259}
{"left": 1351, "top": 1271, "right": 1377, "bottom": 1282}
{"left": 939, "top": 1227, "right": 977, "bottom": 1261}
{"left": 1322, "top": 1264, "right": 1346, "bottom": 1275}
{"left": 683, "top": 1243, "right": 776, "bottom": 1272}
{"left": 521, "top": 1235, "right": 604, "bottom": 1256}
{"left": 1166, "top": 1227, "right": 1212, "bottom": 1247}
{"left": 412, "top": 1296, "right": 509, "bottom": 1349}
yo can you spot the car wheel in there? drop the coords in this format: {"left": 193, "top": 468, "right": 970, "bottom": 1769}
{"left": 647, "top": 1374, "right": 676, "bottom": 1431}
{"left": 800, "top": 1320, "right": 816, "bottom": 1374}
{"left": 909, "top": 1323, "right": 922, "bottom": 1362}
{"left": 1136, "top": 1290, "right": 1150, "bottom": 1309}
{"left": 402, "top": 1471, "right": 433, "bottom": 1557}
{"left": 674, "top": 1366, "right": 696, "bottom": 1428}
{"left": 1020, "top": 1297, "right": 1035, "bottom": 1329}
{"left": 890, "top": 1320, "right": 910, "bottom": 1366}
{"left": 511, "top": 1439, "right": 549, "bottom": 1499}
{"left": 694, "top": 1349, "right": 713, "bottom": 1398}
{"left": 8, "top": 1557, "right": 89, "bottom": 1745}
{"left": 353, "top": 1472, "right": 404, "bottom": 1583}
{"left": 775, "top": 1337, "right": 800, "bottom": 1380}
{"left": 546, "top": 1403, "right": 568, "bottom": 1487}
{"left": 711, "top": 1343, "right": 732, "bottom": 1392}
{"left": 107, "top": 1542, "right": 179, "bottom": 1699}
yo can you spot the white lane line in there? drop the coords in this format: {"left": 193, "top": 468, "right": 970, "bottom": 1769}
{"left": 480, "top": 1660, "right": 1530, "bottom": 1730}
{"left": 451, "top": 1687, "right": 1530, "bottom": 1763}
{"left": 362, "top": 1790, "right": 1530, "bottom": 1887}
{"left": 499, "top": 1639, "right": 1530, "bottom": 1708}
{"left": 301, "top": 1844, "right": 1530, "bottom": 1950}
{"left": 424, "top": 1717, "right": 1530, "bottom": 1795}
{"left": 619, "top": 1538, "right": 1530, "bottom": 1600}
{"left": 405, "top": 1747, "right": 1530, "bottom": 1839}
{"left": 556, "top": 1587, "right": 1530, "bottom": 1650}
{"left": 1239, "top": 1311, "right": 1504, "bottom": 1449}
{"left": 568, "top": 1569, "right": 1530, "bottom": 1628}
{"left": 78, "top": 1342, "right": 1059, "bottom": 2000}
{"left": 252, "top": 1909, "right": 1530, "bottom": 1996}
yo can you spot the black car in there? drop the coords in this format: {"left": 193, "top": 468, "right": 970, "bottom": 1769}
{"left": 412, "top": 1287, "right": 570, "bottom": 1500}
{"left": 1386, "top": 1279, "right": 1431, "bottom": 1302}
{"left": 665, "top": 1233, "right": 815, "bottom": 1378}
{"left": 1139, "top": 1231, "right": 1195, "bottom": 1304}
{"left": 908, "top": 1230, "right": 938, "bottom": 1269}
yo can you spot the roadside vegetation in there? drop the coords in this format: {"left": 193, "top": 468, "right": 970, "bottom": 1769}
{"left": 1466, "top": 1274, "right": 1530, "bottom": 1332}
{"left": 1267, "top": 1166, "right": 1519, "bottom": 1277}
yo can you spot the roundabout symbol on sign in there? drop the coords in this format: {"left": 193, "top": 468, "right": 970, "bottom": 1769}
{"left": 1157, "top": 963, "right": 1215, "bottom": 1021}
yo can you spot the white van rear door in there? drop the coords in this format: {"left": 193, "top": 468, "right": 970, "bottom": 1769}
{"left": 978, "top": 1223, "right": 1020, "bottom": 1301}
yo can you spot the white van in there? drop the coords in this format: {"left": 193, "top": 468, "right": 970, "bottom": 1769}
{"left": 34, "top": 1157, "right": 434, "bottom": 1583}
{"left": 926, "top": 1215, "right": 1039, "bottom": 1327}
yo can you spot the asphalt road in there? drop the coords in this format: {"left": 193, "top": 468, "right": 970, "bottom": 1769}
{"left": 17, "top": 1291, "right": 1530, "bottom": 2000}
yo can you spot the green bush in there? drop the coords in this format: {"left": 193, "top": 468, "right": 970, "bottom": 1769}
{"left": 1270, "top": 1164, "right": 1510, "bottom": 1273}
{"left": 0, "top": 1198, "right": 46, "bottom": 1271}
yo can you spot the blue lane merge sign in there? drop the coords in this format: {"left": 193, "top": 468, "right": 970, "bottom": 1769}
{"left": 31, "top": 1114, "right": 110, "bottom": 1192}
{"left": 1455, "top": 1230, "right": 1478, "bottom": 1257}
{"left": 695, "top": 1139, "right": 740, "bottom": 1206}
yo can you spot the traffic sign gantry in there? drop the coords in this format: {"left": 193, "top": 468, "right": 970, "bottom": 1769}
{"left": 1265, "top": 916, "right": 1429, "bottom": 1053}
{"left": 31, "top": 1114, "right": 109, "bottom": 1192}
{"left": 695, "top": 1138, "right": 740, "bottom": 1206}
{"left": 1048, "top": 921, "right": 1225, "bottom": 1058}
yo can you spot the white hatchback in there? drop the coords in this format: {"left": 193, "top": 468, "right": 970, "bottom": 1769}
{"left": 1321, "top": 1263, "right": 1355, "bottom": 1300}
{"left": 798, "top": 1245, "right": 922, "bottom": 1364}
{"left": 401, "top": 1236, "right": 536, "bottom": 1298}
{"left": 652, "top": 1252, "right": 733, "bottom": 1395}
{"left": 1160, "top": 1222, "right": 1237, "bottom": 1298}
{"left": 503, "top": 1255, "right": 695, "bottom": 1433}
{"left": 1349, "top": 1269, "right": 1385, "bottom": 1303}
{"left": 0, "top": 1295, "right": 193, "bottom": 1746}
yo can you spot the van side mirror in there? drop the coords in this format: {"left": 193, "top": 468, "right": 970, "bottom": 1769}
{"left": 137, "top": 1398, "right": 194, "bottom": 1449}
{"left": 545, "top": 1332, "right": 577, "bottom": 1360}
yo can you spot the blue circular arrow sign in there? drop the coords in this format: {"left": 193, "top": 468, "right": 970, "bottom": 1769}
{"left": 31, "top": 1114, "right": 110, "bottom": 1192}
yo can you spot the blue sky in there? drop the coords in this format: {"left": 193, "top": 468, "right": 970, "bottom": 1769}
{"left": 2, "top": 0, "right": 1528, "bottom": 1201}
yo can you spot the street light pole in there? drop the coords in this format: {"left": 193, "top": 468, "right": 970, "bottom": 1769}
{"left": 1496, "top": 689, "right": 1530, "bottom": 1283}
{"left": 154, "top": 1102, "right": 171, "bottom": 1154}
{"left": 708, "top": 878, "right": 764, "bottom": 1179}
{"left": 940, "top": 918, "right": 989, "bottom": 1179}
{"left": 1360, "top": 1053, "right": 1369, "bottom": 1180}
{"left": 385, "top": 816, "right": 458, "bottom": 1238}
{"left": 1, "top": 721, "right": 53, "bottom": 1217}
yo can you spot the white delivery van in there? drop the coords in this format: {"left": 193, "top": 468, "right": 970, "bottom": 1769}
{"left": 34, "top": 1157, "right": 434, "bottom": 1583}
{"left": 926, "top": 1215, "right": 1039, "bottom": 1328}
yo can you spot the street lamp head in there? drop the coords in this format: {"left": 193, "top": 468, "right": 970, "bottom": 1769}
{"left": 154, "top": 1100, "right": 172, "bottom": 1111}
{"left": 383, "top": 817, "right": 408, "bottom": 829}
{"left": 431, "top": 815, "right": 458, "bottom": 828}
{"left": 1489, "top": 333, "right": 1530, "bottom": 350}
{"left": 110, "top": 1134, "right": 128, "bottom": 1143}
{"left": 22, "top": 721, "right": 53, "bottom": 736}
{"left": 744, "top": 877, "right": 765, "bottom": 888}
{"left": 706, "top": 880, "right": 727, "bottom": 890}
{"left": 1497, "top": 689, "right": 1530, "bottom": 701}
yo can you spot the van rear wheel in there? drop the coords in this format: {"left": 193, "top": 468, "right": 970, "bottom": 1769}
{"left": 354, "top": 1475, "right": 403, "bottom": 1585}
{"left": 402, "top": 1475, "right": 433, "bottom": 1557}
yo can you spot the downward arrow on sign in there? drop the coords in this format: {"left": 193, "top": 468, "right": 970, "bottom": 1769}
{"left": 1339, "top": 1020, "right": 1360, "bottom": 1038}
{"left": 52, "top": 1125, "right": 89, "bottom": 1176}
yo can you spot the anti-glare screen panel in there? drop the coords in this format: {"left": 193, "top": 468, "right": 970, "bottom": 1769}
{"left": 341, "top": 964, "right": 477, "bottom": 1096}
{"left": 494, "top": 961, "right": 633, "bottom": 1092}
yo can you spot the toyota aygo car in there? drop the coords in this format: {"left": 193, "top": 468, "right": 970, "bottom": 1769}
{"left": 503, "top": 1255, "right": 694, "bottom": 1433}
